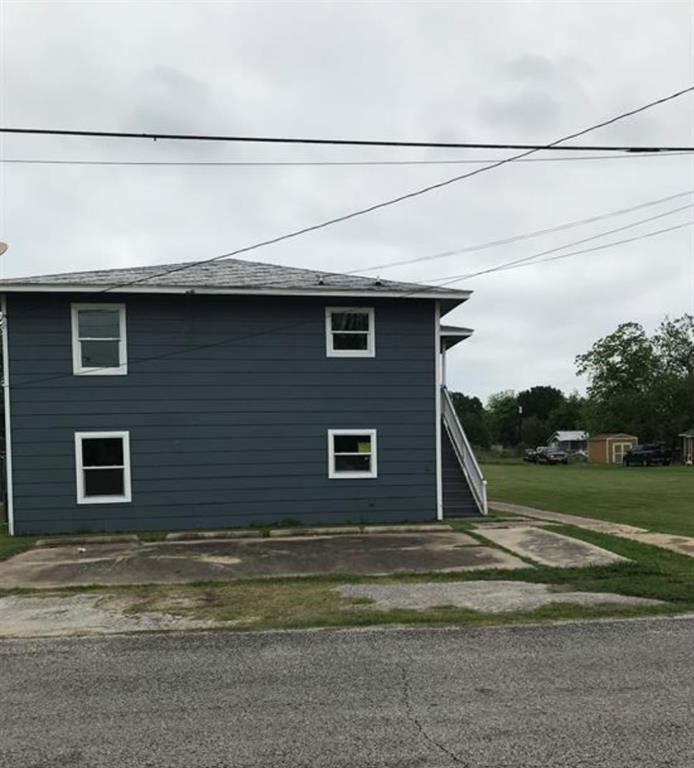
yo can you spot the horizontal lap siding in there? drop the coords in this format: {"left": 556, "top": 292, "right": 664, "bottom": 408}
{"left": 8, "top": 293, "right": 437, "bottom": 533}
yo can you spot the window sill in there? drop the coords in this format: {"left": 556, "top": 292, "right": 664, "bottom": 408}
{"left": 325, "top": 350, "right": 375, "bottom": 359}
{"left": 77, "top": 494, "right": 132, "bottom": 505}
{"left": 73, "top": 367, "right": 128, "bottom": 376}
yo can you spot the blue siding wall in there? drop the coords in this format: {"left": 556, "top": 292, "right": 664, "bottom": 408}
{"left": 7, "top": 293, "right": 437, "bottom": 534}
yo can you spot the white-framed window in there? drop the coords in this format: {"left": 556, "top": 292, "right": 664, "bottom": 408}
{"left": 328, "top": 429, "right": 378, "bottom": 479}
{"left": 71, "top": 303, "right": 127, "bottom": 375}
{"left": 75, "top": 431, "right": 132, "bottom": 504}
{"left": 325, "top": 307, "right": 375, "bottom": 357}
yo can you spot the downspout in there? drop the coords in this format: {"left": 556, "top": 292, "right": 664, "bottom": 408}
{"left": 434, "top": 301, "right": 443, "bottom": 521}
{"left": 1, "top": 294, "right": 14, "bottom": 536}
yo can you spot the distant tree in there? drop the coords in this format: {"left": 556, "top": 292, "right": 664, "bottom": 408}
{"left": 546, "top": 392, "right": 587, "bottom": 432}
{"left": 517, "top": 385, "right": 564, "bottom": 422}
{"left": 520, "top": 414, "right": 547, "bottom": 449}
{"left": 576, "top": 322, "right": 659, "bottom": 402}
{"left": 487, "top": 390, "right": 520, "bottom": 446}
{"left": 449, "top": 392, "right": 490, "bottom": 448}
{"left": 450, "top": 392, "right": 484, "bottom": 416}
{"left": 576, "top": 317, "right": 694, "bottom": 443}
{"left": 654, "top": 314, "right": 694, "bottom": 378}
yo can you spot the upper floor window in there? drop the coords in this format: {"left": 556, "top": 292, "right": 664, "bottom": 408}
{"left": 71, "top": 303, "right": 127, "bottom": 375}
{"left": 325, "top": 307, "right": 375, "bottom": 357}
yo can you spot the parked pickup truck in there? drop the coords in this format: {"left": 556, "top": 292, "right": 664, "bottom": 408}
{"left": 623, "top": 443, "right": 672, "bottom": 467}
{"left": 537, "top": 447, "right": 568, "bottom": 465}
{"left": 524, "top": 446, "right": 568, "bottom": 465}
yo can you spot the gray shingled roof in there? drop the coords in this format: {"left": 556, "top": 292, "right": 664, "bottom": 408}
{"left": 0, "top": 257, "right": 470, "bottom": 302}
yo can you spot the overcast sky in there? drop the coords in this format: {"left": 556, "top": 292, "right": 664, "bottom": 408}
{"left": 1, "top": 1, "right": 693, "bottom": 401}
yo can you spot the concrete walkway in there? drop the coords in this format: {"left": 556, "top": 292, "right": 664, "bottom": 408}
{"left": 337, "top": 581, "right": 661, "bottom": 613}
{"left": 474, "top": 526, "right": 627, "bottom": 568}
{"left": 0, "top": 595, "right": 213, "bottom": 638}
{"left": 490, "top": 502, "right": 694, "bottom": 558}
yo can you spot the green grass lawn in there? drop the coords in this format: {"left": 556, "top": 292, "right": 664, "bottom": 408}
{"left": 0, "top": 526, "right": 35, "bottom": 561}
{"left": 483, "top": 462, "right": 694, "bottom": 537}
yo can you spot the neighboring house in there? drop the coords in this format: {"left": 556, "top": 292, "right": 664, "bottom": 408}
{"left": 0, "top": 258, "right": 487, "bottom": 535}
{"left": 680, "top": 428, "right": 694, "bottom": 465}
{"left": 587, "top": 433, "right": 638, "bottom": 465}
{"left": 547, "top": 430, "right": 588, "bottom": 453}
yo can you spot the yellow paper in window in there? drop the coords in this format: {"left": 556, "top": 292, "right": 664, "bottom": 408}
{"left": 357, "top": 441, "right": 371, "bottom": 453}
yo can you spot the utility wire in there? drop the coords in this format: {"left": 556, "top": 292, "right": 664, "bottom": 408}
{"left": 515, "top": 220, "right": 694, "bottom": 271}
{"left": 97, "top": 85, "right": 694, "bottom": 294}
{"left": 422, "top": 201, "right": 694, "bottom": 283}
{"left": 12, "top": 213, "right": 694, "bottom": 391}
{"left": 6, "top": 87, "right": 694, "bottom": 389}
{"left": 436, "top": 219, "right": 694, "bottom": 285}
{"left": 352, "top": 189, "right": 694, "bottom": 275}
{"left": 1, "top": 125, "right": 693, "bottom": 153}
{"left": 2, "top": 152, "right": 693, "bottom": 167}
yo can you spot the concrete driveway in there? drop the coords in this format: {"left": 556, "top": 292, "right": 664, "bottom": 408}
{"left": 0, "top": 531, "right": 527, "bottom": 588}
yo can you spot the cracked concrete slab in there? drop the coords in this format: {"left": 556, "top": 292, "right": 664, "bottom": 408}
{"left": 336, "top": 581, "right": 663, "bottom": 613}
{"left": 0, "top": 532, "right": 526, "bottom": 589}
{"left": 475, "top": 526, "right": 627, "bottom": 568}
{"left": 0, "top": 595, "right": 213, "bottom": 638}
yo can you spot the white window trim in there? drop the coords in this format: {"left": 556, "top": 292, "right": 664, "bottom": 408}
{"left": 328, "top": 429, "right": 378, "bottom": 479}
{"left": 75, "top": 430, "right": 132, "bottom": 504}
{"left": 325, "top": 307, "right": 375, "bottom": 358}
{"left": 71, "top": 303, "right": 128, "bottom": 375}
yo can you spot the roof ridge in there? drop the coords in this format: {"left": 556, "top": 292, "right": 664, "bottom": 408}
{"left": 0, "top": 256, "right": 471, "bottom": 301}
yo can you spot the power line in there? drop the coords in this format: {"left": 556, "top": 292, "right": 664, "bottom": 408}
{"left": 99, "top": 85, "right": 694, "bottom": 294}
{"left": 352, "top": 189, "right": 694, "bottom": 275}
{"left": 436, "top": 219, "right": 694, "bottom": 285}
{"left": 6, "top": 87, "right": 694, "bottom": 389}
{"left": 1, "top": 125, "right": 693, "bottom": 153}
{"left": 520, "top": 220, "right": 694, "bottom": 270}
{"left": 2, "top": 152, "right": 693, "bottom": 168}
{"left": 12, "top": 216, "right": 693, "bottom": 392}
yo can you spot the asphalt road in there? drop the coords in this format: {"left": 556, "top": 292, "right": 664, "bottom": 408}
{"left": 2, "top": 617, "right": 694, "bottom": 767}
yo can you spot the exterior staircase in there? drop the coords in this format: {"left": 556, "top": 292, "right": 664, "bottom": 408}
{"left": 441, "top": 386, "right": 488, "bottom": 517}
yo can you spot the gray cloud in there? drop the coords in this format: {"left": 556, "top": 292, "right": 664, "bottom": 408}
{"left": 1, "top": 0, "right": 693, "bottom": 402}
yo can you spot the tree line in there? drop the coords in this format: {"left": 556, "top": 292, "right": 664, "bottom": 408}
{"left": 451, "top": 313, "right": 694, "bottom": 450}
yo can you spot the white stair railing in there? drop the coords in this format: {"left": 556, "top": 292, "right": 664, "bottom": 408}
{"left": 441, "top": 386, "right": 488, "bottom": 515}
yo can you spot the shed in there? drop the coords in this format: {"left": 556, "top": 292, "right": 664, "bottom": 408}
{"left": 587, "top": 433, "right": 638, "bottom": 465}
{"left": 679, "top": 428, "right": 694, "bottom": 465}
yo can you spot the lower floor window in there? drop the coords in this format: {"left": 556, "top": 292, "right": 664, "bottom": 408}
{"left": 328, "top": 429, "right": 377, "bottom": 478}
{"left": 75, "top": 431, "right": 132, "bottom": 504}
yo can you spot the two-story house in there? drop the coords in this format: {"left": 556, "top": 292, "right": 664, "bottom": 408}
{"left": 0, "top": 258, "right": 486, "bottom": 535}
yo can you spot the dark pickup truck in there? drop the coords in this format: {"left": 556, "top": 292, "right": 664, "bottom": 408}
{"left": 524, "top": 447, "right": 568, "bottom": 465}
{"left": 623, "top": 443, "right": 672, "bottom": 467}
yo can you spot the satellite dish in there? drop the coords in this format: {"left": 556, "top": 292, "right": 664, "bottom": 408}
{"left": 0, "top": 242, "right": 7, "bottom": 256}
